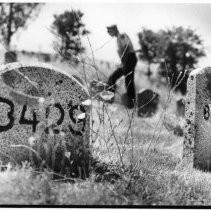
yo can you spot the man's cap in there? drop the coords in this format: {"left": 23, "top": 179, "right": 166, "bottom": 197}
{"left": 107, "top": 24, "right": 118, "bottom": 31}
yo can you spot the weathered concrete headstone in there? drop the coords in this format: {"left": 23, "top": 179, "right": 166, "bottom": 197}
{"left": 4, "top": 51, "right": 17, "bottom": 64}
{"left": 176, "top": 98, "right": 185, "bottom": 117}
{"left": 184, "top": 67, "right": 211, "bottom": 171}
{"left": 137, "top": 89, "right": 159, "bottom": 117}
{"left": 0, "top": 62, "right": 90, "bottom": 177}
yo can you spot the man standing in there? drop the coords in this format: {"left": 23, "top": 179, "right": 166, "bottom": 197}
{"left": 106, "top": 25, "right": 137, "bottom": 108}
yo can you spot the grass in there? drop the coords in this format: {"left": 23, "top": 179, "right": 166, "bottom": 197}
{"left": 1, "top": 144, "right": 211, "bottom": 205}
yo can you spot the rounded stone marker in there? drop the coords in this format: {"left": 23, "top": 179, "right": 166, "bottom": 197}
{"left": 137, "top": 89, "right": 159, "bottom": 117}
{"left": 0, "top": 62, "right": 90, "bottom": 178}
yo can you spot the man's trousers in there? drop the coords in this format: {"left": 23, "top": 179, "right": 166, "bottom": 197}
{"left": 107, "top": 52, "right": 137, "bottom": 102}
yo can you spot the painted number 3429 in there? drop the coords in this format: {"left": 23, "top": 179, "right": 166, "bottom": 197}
{"left": 0, "top": 96, "right": 86, "bottom": 136}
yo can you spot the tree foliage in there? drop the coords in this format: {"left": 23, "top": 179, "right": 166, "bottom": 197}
{"left": 52, "top": 10, "right": 89, "bottom": 63}
{"left": 138, "top": 26, "right": 205, "bottom": 94}
{"left": 138, "top": 28, "right": 162, "bottom": 79}
{"left": 0, "top": 3, "right": 43, "bottom": 49}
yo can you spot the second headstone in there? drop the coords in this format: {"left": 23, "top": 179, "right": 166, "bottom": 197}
{"left": 137, "top": 89, "right": 159, "bottom": 117}
{"left": 184, "top": 67, "right": 211, "bottom": 171}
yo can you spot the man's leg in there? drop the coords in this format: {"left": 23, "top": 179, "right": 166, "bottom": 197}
{"left": 107, "top": 67, "right": 124, "bottom": 93}
{"left": 125, "top": 70, "right": 136, "bottom": 100}
{"left": 124, "top": 53, "right": 137, "bottom": 105}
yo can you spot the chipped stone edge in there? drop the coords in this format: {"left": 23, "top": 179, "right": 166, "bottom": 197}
{"left": 0, "top": 62, "right": 90, "bottom": 97}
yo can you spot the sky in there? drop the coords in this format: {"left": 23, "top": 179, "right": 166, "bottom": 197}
{"left": 8, "top": 1, "right": 211, "bottom": 66}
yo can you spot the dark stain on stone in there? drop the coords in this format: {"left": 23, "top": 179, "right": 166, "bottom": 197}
{"left": 186, "top": 119, "right": 191, "bottom": 125}
{"left": 190, "top": 75, "right": 194, "bottom": 80}
{"left": 2, "top": 71, "right": 16, "bottom": 88}
{"left": 188, "top": 139, "right": 193, "bottom": 145}
{"left": 55, "top": 80, "right": 63, "bottom": 85}
{"left": 204, "top": 104, "right": 210, "bottom": 120}
{"left": 48, "top": 92, "right": 52, "bottom": 97}
{"left": 2, "top": 70, "right": 41, "bottom": 97}
{"left": 68, "top": 100, "right": 72, "bottom": 108}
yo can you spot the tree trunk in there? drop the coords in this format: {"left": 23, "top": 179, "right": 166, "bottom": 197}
{"left": 147, "top": 62, "right": 152, "bottom": 80}
{"left": 6, "top": 3, "right": 13, "bottom": 49}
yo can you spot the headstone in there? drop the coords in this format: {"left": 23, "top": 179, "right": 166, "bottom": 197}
{"left": 183, "top": 67, "right": 211, "bottom": 171}
{"left": 176, "top": 98, "right": 185, "bottom": 117}
{"left": 4, "top": 51, "right": 17, "bottom": 64}
{"left": 137, "top": 89, "right": 159, "bottom": 117}
{"left": 0, "top": 62, "right": 90, "bottom": 178}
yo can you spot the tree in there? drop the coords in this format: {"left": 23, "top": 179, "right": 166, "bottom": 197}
{"left": 0, "top": 3, "right": 43, "bottom": 49}
{"left": 52, "top": 10, "right": 89, "bottom": 63}
{"left": 138, "top": 26, "right": 205, "bottom": 94}
{"left": 159, "top": 27, "right": 205, "bottom": 94}
{"left": 138, "top": 28, "right": 162, "bottom": 80}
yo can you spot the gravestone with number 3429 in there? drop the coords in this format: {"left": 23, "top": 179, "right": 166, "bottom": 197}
{"left": 0, "top": 62, "right": 90, "bottom": 178}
